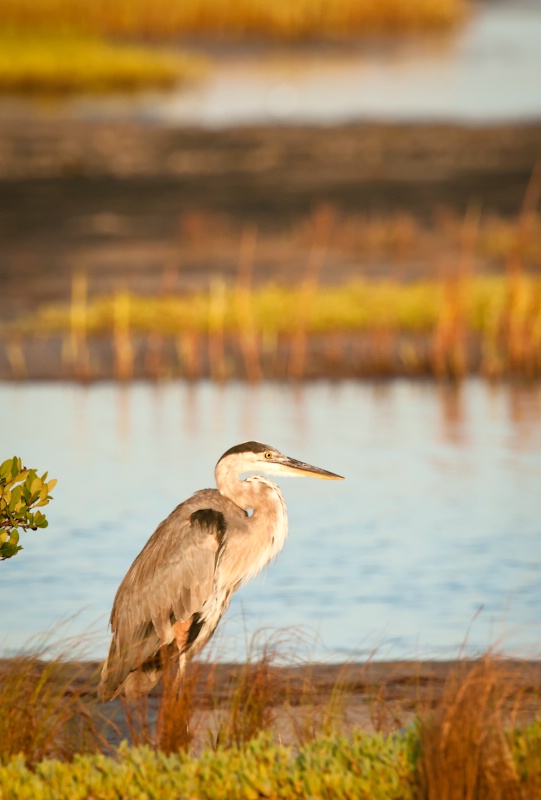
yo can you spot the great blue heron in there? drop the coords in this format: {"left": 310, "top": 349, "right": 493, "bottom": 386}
{"left": 98, "top": 441, "right": 343, "bottom": 701}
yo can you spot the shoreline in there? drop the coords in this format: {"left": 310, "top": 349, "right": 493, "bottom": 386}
{"left": 2, "top": 656, "right": 540, "bottom": 749}
{"left": 0, "top": 331, "right": 524, "bottom": 382}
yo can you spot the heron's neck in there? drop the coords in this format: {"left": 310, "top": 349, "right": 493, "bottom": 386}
{"left": 215, "top": 462, "right": 258, "bottom": 510}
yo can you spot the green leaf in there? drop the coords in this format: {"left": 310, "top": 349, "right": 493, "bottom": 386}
{"left": 1, "top": 457, "right": 56, "bottom": 561}
{"left": 30, "top": 477, "right": 42, "bottom": 495}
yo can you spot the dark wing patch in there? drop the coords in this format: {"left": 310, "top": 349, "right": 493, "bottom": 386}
{"left": 185, "top": 612, "right": 205, "bottom": 650}
{"left": 190, "top": 508, "right": 227, "bottom": 543}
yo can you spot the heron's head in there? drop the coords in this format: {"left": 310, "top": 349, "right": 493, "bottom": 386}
{"left": 216, "top": 441, "right": 344, "bottom": 481}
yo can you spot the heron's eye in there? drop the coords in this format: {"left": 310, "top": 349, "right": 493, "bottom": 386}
{"left": 264, "top": 451, "right": 273, "bottom": 459}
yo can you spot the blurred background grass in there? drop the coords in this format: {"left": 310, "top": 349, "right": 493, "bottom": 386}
{"left": 0, "top": 35, "right": 202, "bottom": 94}
{"left": 0, "top": 0, "right": 467, "bottom": 93}
{"left": 2, "top": 0, "right": 466, "bottom": 38}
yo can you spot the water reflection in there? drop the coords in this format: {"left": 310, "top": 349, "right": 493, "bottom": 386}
{"left": 438, "top": 384, "right": 466, "bottom": 445}
{"left": 0, "top": 379, "right": 539, "bottom": 662}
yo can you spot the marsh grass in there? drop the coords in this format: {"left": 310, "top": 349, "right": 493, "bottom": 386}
{"left": 111, "top": 291, "right": 135, "bottom": 381}
{"left": 211, "top": 655, "right": 279, "bottom": 748}
{"left": 235, "top": 225, "right": 263, "bottom": 383}
{"left": 3, "top": 204, "right": 541, "bottom": 381}
{"left": 121, "top": 654, "right": 202, "bottom": 754}
{"left": 0, "top": 629, "right": 540, "bottom": 800}
{"left": 288, "top": 206, "right": 333, "bottom": 380}
{"left": 4, "top": 337, "right": 27, "bottom": 379}
{"left": 5, "top": 271, "right": 541, "bottom": 381}
{"left": 417, "top": 655, "right": 541, "bottom": 800}
{"left": 0, "top": 34, "right": 200, "bottom": 94}
{"left": 0, "top": 647, "right": 105, "bottom": 764}
{"left": 1, "top": 0, "right": 466, "bottom": 41}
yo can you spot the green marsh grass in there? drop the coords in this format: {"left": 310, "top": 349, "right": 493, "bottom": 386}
{"left": 3, "top": 204, "right": 541, "bottom": 381}
{"left": 4, "top": 270, "right": 541, "bottom": 380}
{"left": 0, "top": 34, "right": 201, "bottom": 94}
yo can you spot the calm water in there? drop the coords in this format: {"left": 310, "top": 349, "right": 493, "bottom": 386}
{"left": 1, "top": 379, "right": 540, "bottom": 663}
{"left": 2, "top": 2, "right": 540, "bottom": 125}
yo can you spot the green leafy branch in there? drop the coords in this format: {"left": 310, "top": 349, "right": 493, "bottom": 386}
{"left": 0, "top": 457, "right": 57, "bottom": 561}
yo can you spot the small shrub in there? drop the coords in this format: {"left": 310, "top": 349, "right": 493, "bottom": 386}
{"left": 0, "top": 457, "right": 56, "bottom": 561}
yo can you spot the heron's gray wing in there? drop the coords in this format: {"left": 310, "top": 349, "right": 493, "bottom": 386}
{"left": 101, "top": 490, "right": 228, "bottom": 696}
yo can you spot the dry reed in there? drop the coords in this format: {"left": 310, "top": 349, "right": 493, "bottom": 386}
{"left": 0, "top": 651, "right": 104, "bottom": 764}
{"left": 417, "top": 655, "right": 540, "bottom": 800}
{"left": 235, "top": 225, "right": 262, "bottom": 383}
{"left": 65, "top": 270, "right": 90, "bottom": 379}
{"left": 207, "top": 276, "right": 227, "bottom": 381}
{"left": 113, "top": 291, "right": 134, "bottom": 380}
{"left": 288, "top": 206, "right": 333, "bottom": 380}
{"left": 5, "top": 338, "right": 27, "bottom": 379}
{"left": 121, "top": 654, "right": 202, "bottom": 754}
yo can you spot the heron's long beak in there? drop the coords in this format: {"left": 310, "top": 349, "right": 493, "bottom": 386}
{"left": 278, "top": 456, "right": 344, "bottom": 480}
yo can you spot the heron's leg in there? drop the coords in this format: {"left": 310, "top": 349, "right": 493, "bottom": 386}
{"left": 171, "top": 620, "right": 191, "bottom": 696}
{"left": 174, "top": 652, "right": 187, "bottom": 698}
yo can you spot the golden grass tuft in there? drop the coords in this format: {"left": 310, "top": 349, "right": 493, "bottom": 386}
{"left": 121, "top": 654, "right": 202, "bottom": 754}
{"left": 213, "top": 654, "right": 279, "bottom": 748}
{"left": 417, "top": 655, "right": 540, "bottom": 800}
{"left": 0, "top": 651, "right": 104, "bottom": 764}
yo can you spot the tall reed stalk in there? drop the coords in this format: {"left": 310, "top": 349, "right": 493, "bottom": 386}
{"left": 208, "top": 276, "right": 227, "bottom": 381}
{"left": 5, "top": 337, "right": 27, "bottom": 378}
{"left": 235, "top": 225, "right": 262, "bottom": 383}
{"left": 65, "top": 270, "right": 89, "bottom": 379}
{"left": 432, "top": 207, "right": 479, "bottom": 378}
{"left": 288, "top": 206, "right": 333, "bottom": 380}
{"left": 113, "top": 291, "right": 134, "bottom": 380}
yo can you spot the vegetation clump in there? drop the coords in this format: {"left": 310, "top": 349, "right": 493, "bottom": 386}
{"left": 0, "top": 722, "right": 539, "bottom": 799}
{"left": 1, "top": 0, "right": 467, "bottom": 41}
{"left": 0, "top": 457, "right": 56, "bottom": 560}
{"left": 0, "top": 648, "right": 539, "bottom": 798}
{"left": 3, "top": 271, "right": 541, "bottom": 380}
{"left": 0, "top": 35, "right": 202, "bottom": 94}
{"left": 0, "top": 0, "right": 466, "bottom": 94}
